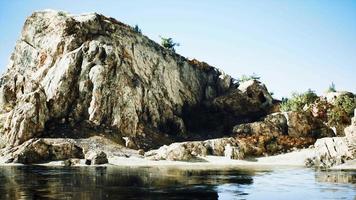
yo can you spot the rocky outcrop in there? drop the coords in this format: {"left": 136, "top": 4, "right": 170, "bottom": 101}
{"left": 145, "top": 137, "right": 245, "bottom": 161}
{"left": 233, "top": 112, "right": 334, "bottom": 138}
{"left": 233, "top": 113, "right": 287, "bottom": 137}
{"left": 1, "top": 138, "right": 84, "bottom": 164}
{"left": 285, "top": 111, "right": 335, "bottom": 138}
{"left": 306, "top": 110, "right": 356, "bottom": 168}
{"left": 232, "top": 112, "right": 334, "bottom": 156}
{"left": 185, "top": 80, "right": 273, "bottom": 136}
{"left": 144, "top": 133, "right": 315, "bottom": 161}
{"left": 0, "top": 10, "right": 273, "bottom": 150}
{"left": 308, "top": 137, "right": 352, "bottom": 168}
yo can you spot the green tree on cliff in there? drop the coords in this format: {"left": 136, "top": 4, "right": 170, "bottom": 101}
{"left": 160, "top": 36, "right": 180, "bottom": 52}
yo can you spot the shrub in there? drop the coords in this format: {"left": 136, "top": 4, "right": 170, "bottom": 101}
{"left": 333, "top": 94, "right": 356, "bottom": 117}
{"left": 280, "top": 89, "right": 318, "bottom": 112}
{"left": 160, "top": 36, "right": 179, "bottom": 52}
{"left": 58, "top": 11, "right": 67, "bottom": 16}
{"left": 326, "top": 94, "right": 356, "bottom": 134}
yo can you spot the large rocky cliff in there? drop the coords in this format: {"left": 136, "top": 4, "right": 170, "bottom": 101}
{"left": 0, "top": 10, "right": 273, "bottom": 150}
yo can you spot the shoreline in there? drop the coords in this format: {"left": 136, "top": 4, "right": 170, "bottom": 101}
{"left": 1, "top": 148, "right": 354, "bottom": 170}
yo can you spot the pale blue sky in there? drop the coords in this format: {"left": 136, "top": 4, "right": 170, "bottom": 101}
{"left": 0, "top": 0, "right": 355, "bottom": 98}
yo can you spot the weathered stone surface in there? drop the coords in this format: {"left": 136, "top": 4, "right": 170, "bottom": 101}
{"left": 212, "top": 80, "right": 272, "bottom": 116}
{"left": 232, "top": 112, "right": 333, "bottom": 156}
{"left": 224, "top": 144, "right": 244, "bottom": 159}
{"left": 344, "top": 109, "right": 356, "bottom": 158}
{"left": 145, "top": 141, "right": 204, "bottom": 161}
{"left": 145, "top": 137, "right": 241, "bottom": 161}
{"left": 0, "top": 84, "right": 48, "bottom": 147}
{"left": 306, "top": 111, "right": 356, "bottom": 168}
{"left": 233, "top": 111, "right": 334, "bottom": 139}
{"left": 63, "top": 158, "right": 81, "bottom": 166}
{"left": 233, "top": 113, "right": 287, "bottom": 137}
{"left": 146, "top": 116, "right": 325, "bottom": 161}
{"left": 0, "top": 10, "right": 273, "bottom": 149}
{"left": 284, "top": 111, "right": 335, "bottom": 138}
{"left": 3, "top": 138, "right": 84, "bottom": 164}
{"left": 311, "top": 137, "right": 352, "bottom": 168}
{"left": 85, "top": 150, "right": 108, "bottom": 165}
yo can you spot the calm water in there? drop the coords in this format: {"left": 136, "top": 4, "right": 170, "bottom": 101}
{"left": 0, "top": 165, "right": 355, "bottom": 200}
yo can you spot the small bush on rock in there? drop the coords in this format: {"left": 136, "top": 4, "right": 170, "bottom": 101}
{"left": 237, "top": 73, "right": 260, "bottom": 83}
{"left": 327, "top": 94, "right": 356, "bottom": 134}
{"left": 280, "top": 89, "right": 318, "bottom": 112}
{"left": 333, "top": 94, "right": 356, "bottom": 117}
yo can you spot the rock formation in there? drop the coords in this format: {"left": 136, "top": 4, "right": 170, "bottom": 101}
{"left": 145, "top": 112, "right": 334, "bottom": 161}
{"left": 0, "top": 10, "right": 353, "bottom": 166}
{"left": 1, "top": 138, "right": 84, "bottom": 164}
{"left": 307, "top": 109, "right": 356, "bottom": 168}
{"left": 0, "top": 10, "right": 273, "bottom": 154}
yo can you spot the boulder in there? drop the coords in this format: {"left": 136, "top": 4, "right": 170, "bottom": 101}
{"left": 145, "top": 137, "right": 240, "bottom": 161}
{"left": 211, "top": 80, "right": 272, "bottom": 117}
{"left": 4, "top": 138, "right": 84, "bottom": 164}
{"left": 233, "top": 113, "right": 287, "bottom": 137}
{"left": 85, "top": 151, "right": 108, "bottom": 165}
{"left": 145, "top": 142, "right": 204, "bottom": 161}
{"left": 310, "top": 137, "right": 352, "bottom": 168}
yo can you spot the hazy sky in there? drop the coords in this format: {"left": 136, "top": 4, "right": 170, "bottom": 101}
{"left": 0, "top": 0, "right": 355, "bottom": 98}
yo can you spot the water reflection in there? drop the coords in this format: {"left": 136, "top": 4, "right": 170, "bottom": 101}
{"left": 0, "top": 166, "right": 255, "bottom": 200}
{"left": 0, "top": 166, "right": 354, "bottom": 200}
{"left": 315, "top": 170, "right": 356, "bottom": 184}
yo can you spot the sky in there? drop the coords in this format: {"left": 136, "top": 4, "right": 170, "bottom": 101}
{"left": 0, "top": 0, "right": 355, "bottom": 99}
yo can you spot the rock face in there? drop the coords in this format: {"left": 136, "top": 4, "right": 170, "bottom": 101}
{"left": 0, "top": 10, "right": 273, "bottom": 149}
